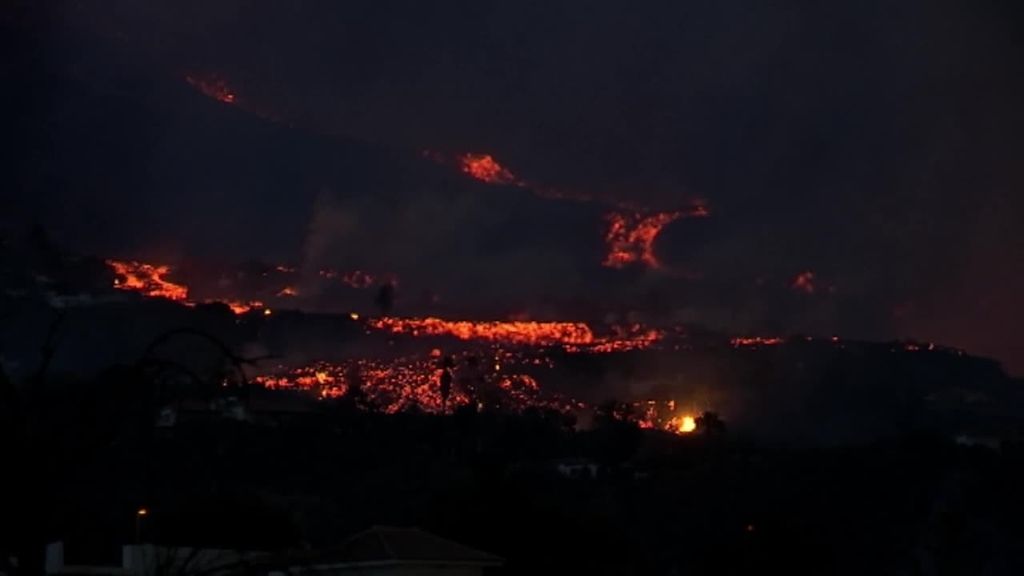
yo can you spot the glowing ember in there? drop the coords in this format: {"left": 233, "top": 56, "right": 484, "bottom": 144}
{"left": 254, "top": 350, "right": 570, "bottom": 415}
{"left": 320, "top": 269, "right": 391, "bottom": 289}
{"left": 458, "top": 153, "right": 521, "bottom": 186}
{"left": 791, "top": 271, "right": 816, "bottom": 294}
{"left": 602, "top": 211, "right": 682, "bottom": 269}
{"left": 368, "top": 316, "right": 665, "bottom": 352}
{"left": 730, "top": 336, "right": 785, "bottom": 348}
{"left": 276, "top": 286, "right": 299, "bottom": 297}
{"left": 185, "top": 74, "right": 237, "bottom": 104}
{"left": 107, "top": 260, "right": 189, "bottom": 301}
{"left": 368, "top": 317, "right": 594, "bottom": 346}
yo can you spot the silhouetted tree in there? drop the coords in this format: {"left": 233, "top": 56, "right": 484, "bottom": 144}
{"left": 696, "top": 410, "right": 727, "bottom": 436}
{"left": 374, "top": 283, "right": 395, "bottom": 316}
{"left": 439, "top": 368, "right": 453, "bottom": 411}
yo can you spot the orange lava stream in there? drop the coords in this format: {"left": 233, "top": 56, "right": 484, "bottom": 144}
{"left": 107, "top": 259, "right": 265, "bottom": 315}
{"left": 602, "top": 211, "right": 682, "bottom": 269}
{"left": 368, "top": 317, "right": 595, "bottom": 346}
{"left": 458, "top": 154, "right": 522, "bottom": 186}
{"left": 107, "top": 260, "right": 189, "bottom": 301}
{"left": 730, "top": 336, "right": 785, "bottom": 348}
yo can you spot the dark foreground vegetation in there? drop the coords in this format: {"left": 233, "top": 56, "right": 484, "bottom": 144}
{"left": 3, "top": 358, "right": 1024, "bottom": 576}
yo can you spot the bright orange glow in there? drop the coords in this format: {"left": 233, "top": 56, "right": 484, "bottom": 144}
{"left": 105, "top": 260, "right": 273, "bottom": 316}
{"left": 458, "top": 153, "right": 520, "bottom": 186}
{"left": 136, "top": 508, "right": 148, "bottom": 517}
{"left": 368, "top": 317, "right": 594, "bottom": 346}
{"left": 254, "top": 350, "right": 570, "bottom": 415}
{"left": 630, "top": 401, "right": 702, "bottom": 435}
{"left": 791, "top": 271, "right": 816, "bottom": 294}
{"left": 185, "top": 74, "right": 237, "bottom": 104}
{"left": 367, "top": 316, "right": 663, "bottom": 352}
{"left": 221, "top": 300, "right": 264, "bottom": 315}
{"left": 349, "top": 312, "right": 361, "bottom": 321}
{"left": 107, "top": 260, "right": 189, "bottom": 301}
{"left": 602, "top": 211, "right": 682, "bottom": 269}
{"left": 668, "top": 414, "right": 698, "bottom": 433}
{"left": 276, "top": 286, "right": 299, "bottom": 297}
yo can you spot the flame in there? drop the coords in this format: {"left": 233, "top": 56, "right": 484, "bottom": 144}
{"left": 668, "top": 414, "right": 697, "bottom": 433}
{"left": 458, "top": 154, "right": 521, "bottom": 186}
{"left": 791, "top": 271, "right": 816, "bottom": 294}
{"left": 107, "top": 260, "right": 189, "bottom": 301}
{"left": 185, "top": 74, "right": 236, "bottom": 104}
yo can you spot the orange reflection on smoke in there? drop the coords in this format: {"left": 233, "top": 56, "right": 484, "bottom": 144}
{"left": 791, "top": 271, "right": 815, "bottom": 294}
{"left": 185, "top": 74, "right": 236, "bottom": 104}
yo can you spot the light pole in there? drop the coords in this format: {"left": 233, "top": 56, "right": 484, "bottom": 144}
{"left": 135, "top": 508, "right": 148, "bottom": 544}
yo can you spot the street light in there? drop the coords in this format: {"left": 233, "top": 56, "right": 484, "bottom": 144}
{"left": 135, "top": 508, "right": 148, "bottom": 543}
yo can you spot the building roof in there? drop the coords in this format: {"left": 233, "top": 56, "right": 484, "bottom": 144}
{"left": 314, "top": 526, "right": 501, "bottom": 568}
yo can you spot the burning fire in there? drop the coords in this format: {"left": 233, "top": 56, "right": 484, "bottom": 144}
{"left": 791, "top": 271, "right": 816, "bottom": 294}
{"left": 107, "top": 260, "right": 189, "bottom": 301}
{"left": 668, "top": 414, "right": 698, "bottom": 433}
{"left": 630, "top": 400, "right": 701, "bottom": 435}
{"left": 185, "top": 74, "right": 237, "bottom": 105}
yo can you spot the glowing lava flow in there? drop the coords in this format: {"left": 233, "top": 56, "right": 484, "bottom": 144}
{"left": 730, "top": 336, "right": 785, "bottom": 348}
{"left": 107, "top": 260, "right": 264, "bottom": 315}
{"left": 107, "top": 260, "right": 189, "bottom": 301}
{"left": 368, "top": 317, "right": 595, "bottom": 346}
{"left": 366, "top": 317, "right": 664, "bottom": 353}
{"left": 602, "top": 211, "right": 681, "bottom": 269}
{"left": 253, "top": 351, "right": 570, "bottom": 415}
{"left": 458, "top": 154, "right": 522, "bottom": 186}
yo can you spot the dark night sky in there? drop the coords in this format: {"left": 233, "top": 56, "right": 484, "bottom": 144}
{"left": 3, "top": 1, "right": 1023, "bottom": 373}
